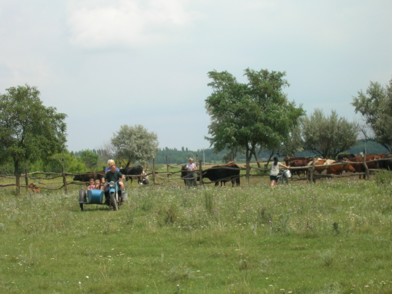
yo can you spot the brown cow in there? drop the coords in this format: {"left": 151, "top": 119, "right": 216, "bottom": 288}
{"left": 284, "top": 157, "right": 313, "bottom": 177}
{"left": 308, "top": 158, "right": 335, "bottom": 174}
{"left": 326, "top": 161, "right": 356, "bottom": 175}
{"left": 345, "top": 154, "right": 391, "bottom": 178}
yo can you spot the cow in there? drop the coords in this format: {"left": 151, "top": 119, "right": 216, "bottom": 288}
{"left": 342, "top": 154, "right": 391, "bottom": 178}
{"left": 73, "top": 172, "right": 104, "bottom": 182}
{"left": 326, "top": 161, "right": 356, "bottom": 175}
{"left": 199, "top": 163, "right": 241, "bottom": 186}
{"left": 376, "top": 154, "right": 392, "bottom": 170}
{"left": 307, "top": 158, "right": 336, "bottom": 174}
{"left": 120, "top": 165, "right": 144, "bottom": 184}
{"left": 284, "top": 157, "right": 313, "bottom": 177}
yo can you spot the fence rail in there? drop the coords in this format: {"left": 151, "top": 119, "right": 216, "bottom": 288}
{"left": 0, "top": 157, "right": 391, "bottom": 192}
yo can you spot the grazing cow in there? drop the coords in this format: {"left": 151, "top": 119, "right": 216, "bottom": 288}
{"left": 343, "top": 154, "right": 391, "bottom": 178}
{"left": 200, "top": 163, "right": 241, "bottom": 186}
{"left": 376, "top": 154, "right": 392, "bottom": 170}
{"left": 120, "top": 165, "right": 144, "bottom": 184}
{"left": 326, "top": 161, "right": 356, "bottom": 175}
{"left": 284, "top": 157, "right": 312, "bottom": 177}
{"left": 307, "top": 158, "right": 335, "bottom": 174}
{"left": 73, "top": 172, "right": 104, "bottom": 182}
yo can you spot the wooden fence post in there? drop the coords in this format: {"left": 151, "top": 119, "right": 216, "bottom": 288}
{"left": 246, "top": 160, "right": 250, "bottom": 185}
{"left": 166, "top": 155, "right": 170, "bottom": 181}
{"left": 363, "top": 153, "right": 369, "bottom": 179}
{"left": 308, "top": 158, "right": 316, "bottom": 183}
{"left": 24, "top": 169, "right": 29, "bottom": 192}
{"left": 199, "top": 160, "right": 203, "bottom": 186}
{"left": 152, "top": 158, "right": 156, "bottom": 185}
{"left": 62, "top": 171, "right": 68, "bottom": 194}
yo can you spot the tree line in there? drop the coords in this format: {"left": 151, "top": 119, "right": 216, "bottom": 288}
{"left": 0, "top": 70, "right": 391, "bottom": 193}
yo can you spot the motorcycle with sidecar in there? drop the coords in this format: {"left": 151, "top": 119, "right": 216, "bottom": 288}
{"left": 78, "top": 181, "right": 126, "bottom": 211}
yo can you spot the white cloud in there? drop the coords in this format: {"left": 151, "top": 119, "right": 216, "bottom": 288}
{"left": 67, "top": 0, "right": 195, "bottom": 48}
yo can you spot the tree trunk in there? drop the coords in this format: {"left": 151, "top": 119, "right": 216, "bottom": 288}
{"left": 252, "top": 150, "right": 261, "bottom": 168}
{"left": 245, "top": 146, "right": 254, "bottom": 184}
{"left": 14, "top": 159, "right": 21, "bottom": 195}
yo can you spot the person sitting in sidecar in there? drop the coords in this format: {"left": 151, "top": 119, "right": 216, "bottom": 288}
{"left": 104, "top": 162, "right": 125, "bottom": 204}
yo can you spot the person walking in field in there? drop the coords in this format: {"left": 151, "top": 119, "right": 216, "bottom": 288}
{"left": 269, "top": 156, "right": 289, "bottom": 188}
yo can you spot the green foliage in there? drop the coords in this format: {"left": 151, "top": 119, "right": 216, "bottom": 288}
{"left": 78, "top": 150, "right": 99, "bottom": 170}
{"left": 352, "top": 80, "right": 392, "bottom": 150}
{"left": 0, "top": 179, "right": 391, "bottom": 293}
{"left": 301, "top": 109, "right": 358, "bottom": 158}
{"left": 112, "top": 124, "right": 159, "bottom": 164}
{"left": 0, "top": 85, "right": 67, "bottom": 193}
{"left": 205, "top": 68, "right": 304, "bottom": 162}
{"left": 374, "top": 170, "right": 392, "bottom": 187}
{"left": 0, "top": 85, "right": 67, "bottom": 170}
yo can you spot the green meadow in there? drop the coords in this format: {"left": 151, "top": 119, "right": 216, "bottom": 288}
{"left": 0, "top": 173, "right": 392, "bottom": 294}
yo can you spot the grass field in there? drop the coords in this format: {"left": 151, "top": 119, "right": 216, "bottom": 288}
{"left": 0, "top": 172, "right": 392, "bottom": 293}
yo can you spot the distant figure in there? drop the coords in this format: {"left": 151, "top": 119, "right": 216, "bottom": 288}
{"left": 185, "top": 158, "right": 197, "bottom": 187}
{"left": 269, "top": 157, "right": 289, "bottom": 188}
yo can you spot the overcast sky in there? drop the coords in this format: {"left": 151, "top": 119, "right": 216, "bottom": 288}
{"left": 0, "top": 0, "right": 391, "bottom": 151}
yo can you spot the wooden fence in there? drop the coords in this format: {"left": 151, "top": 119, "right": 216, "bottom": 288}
{"left": 0, "top": 157, "right": 391, "bottom": 193}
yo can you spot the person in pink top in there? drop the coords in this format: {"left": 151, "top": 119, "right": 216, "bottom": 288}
{"left": 87, "top": 178, "right": 96, "bottom": 190}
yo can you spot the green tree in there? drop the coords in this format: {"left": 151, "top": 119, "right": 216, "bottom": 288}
{"left": 205, "top": 68, "right": 304, "bottom": 167}
{"left": 352, "top": 80, "right": 392, "bottom": 151}
{"left": 48, "top": 152, "right": 87, "bottom": 173}
{"left": 111, "top": 124, "right": 159, "bottom": 166}
{"left": 78, "top": 149, "right": 99, "bottom": 170}
{"left": 281, "top": 119, "right": 304, "bottom": 157}
{"left": 301, "top": 109, "right": 358, "bottom": 158}
{"left": 0, "top": 85, "right": 67, "bottom": 194}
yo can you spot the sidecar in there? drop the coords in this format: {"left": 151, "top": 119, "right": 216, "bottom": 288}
{"left": 78, "top": 189, "right": 107, "bottom": 211}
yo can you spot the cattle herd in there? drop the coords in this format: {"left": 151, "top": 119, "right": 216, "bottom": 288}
{"left": 71, "top": 153, "right": 391, "bottom": 188}
{"left": 181, "top": 162, "right": 241, "bottom": 187}
{"left": 284, "top": 153, "right": 392, "bottom": 179}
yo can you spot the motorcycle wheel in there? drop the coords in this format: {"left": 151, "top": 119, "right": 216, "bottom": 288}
{"left": 110, "top": 192, "right": 118, "bottom": 211}
{"left": 79, "top": 189, "right": 86, "bottom": 211}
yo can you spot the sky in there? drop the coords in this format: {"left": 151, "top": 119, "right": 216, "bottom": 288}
{"left": 0, "top": 0, "right": 391, "bottom": 152}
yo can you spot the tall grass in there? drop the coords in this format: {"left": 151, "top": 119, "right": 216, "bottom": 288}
{"left": 0, "top": 174, "right": 391, "bottom": 293}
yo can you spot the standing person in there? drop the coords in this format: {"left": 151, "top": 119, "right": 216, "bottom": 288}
{"left": 104, "top": 162, "right": 125, "bottom": 202}
{"left": 269, "top": 157, "right": 288, "bottom": 188}
{"left": 185, "top": 158, "right": 197, "bottom": 187}
{"left": 105, "top": 159, "right": 120, "bottom": 173}
{"left": 102, "top": 159, "right": 122, "bottom": 183}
